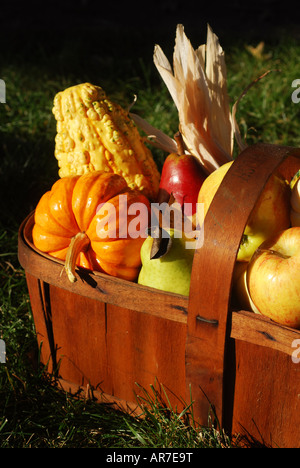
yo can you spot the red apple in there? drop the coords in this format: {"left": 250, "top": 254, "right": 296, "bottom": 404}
{"left": 246, "top": 227, "right": 300, "bottom": 329}
{"left": 158, "top": 132, "right": 206, "bottom": 218}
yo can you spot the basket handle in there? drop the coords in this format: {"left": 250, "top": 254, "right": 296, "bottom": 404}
{"left": 185, "top": 143, "right": 300, "bottom": 427}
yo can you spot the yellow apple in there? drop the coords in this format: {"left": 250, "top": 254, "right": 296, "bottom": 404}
{"left": 246, "top": 227, "right": 300, "bottom": 328}
{"left": 197, "top": 161, "right": 291, "bottom": 262}
{"left": 232, "top": 262, "right": 261, "bottom": 314}
{"left": 290, "top": 178, "right": 300, "bottom": 227}
{"left": 197, "top": 162, "right": 232, "bottom": 226}
{"left": 291, "top": 169, "right": 300, "bottom": 190}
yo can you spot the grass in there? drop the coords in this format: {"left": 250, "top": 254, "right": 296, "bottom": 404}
{"left": 1, "top": 19, "right": 300, "bottom": 448}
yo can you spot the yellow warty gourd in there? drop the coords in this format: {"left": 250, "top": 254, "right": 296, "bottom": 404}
{"left": 52, "top": 82, "right": 160, "bottom": 200}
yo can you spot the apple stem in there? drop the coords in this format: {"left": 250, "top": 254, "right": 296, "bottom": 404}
{"left": 174, "top": 131, "right": 185, "bottom": 156}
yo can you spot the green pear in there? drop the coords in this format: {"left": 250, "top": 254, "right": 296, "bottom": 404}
{"left": 138, "top": 228, "right": 195, "bottom": 296}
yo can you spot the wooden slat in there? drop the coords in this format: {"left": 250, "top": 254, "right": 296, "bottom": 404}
{"left": 231, "top": 310, "right": 300, "bottom": 357}
{"left": 231, "top": 340, "right": 300, "bottom": 448}
{"left": 48, "top": 285, "right": 110, "bottom": 389}
{"left": 104, "top": 303, "right": 187, "bottom": 411}
{"left": 56, "top": 377, "right": 143, "bottom": 417}
{"left": 25, "top": 274, "right": 55, "bottom": 372}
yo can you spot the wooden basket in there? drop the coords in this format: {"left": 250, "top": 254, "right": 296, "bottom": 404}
{"left": 18, "top": 143, "right": 300, "bottom": 448}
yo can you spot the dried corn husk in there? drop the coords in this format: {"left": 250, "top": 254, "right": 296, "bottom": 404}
{"left": 131, "top": 24, "right": 275, "bottom": 175}
{"left": 132, "top": 24, "right": 236, "bottom": 174}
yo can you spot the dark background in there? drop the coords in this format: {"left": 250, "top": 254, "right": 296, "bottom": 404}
{"left": 2, "top": 0, "right": 300, "bottom": 52}
{"left": 2, "top": 0, "right": 300, "bottom": 34}
{"left": 1, "top": 0, "right": 300, "bottom": 101}
{"left": 1, "top": 0, "right": 300, "bottom": 226}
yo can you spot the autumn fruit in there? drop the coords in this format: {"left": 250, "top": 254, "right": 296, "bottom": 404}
{"left": 138, "top": 228, "right": 196, "bottom": 296}
{"left": 290, "top": 177, "right": 300, "bottom": 226}
{"left": 197, "top": 161, "right": 291, "bottom": 262}
{"left": 158, "top": 132, "right": 206, "bottom": 221}
{"left": 246, "top": 227, "right": 300, "bottom": 328}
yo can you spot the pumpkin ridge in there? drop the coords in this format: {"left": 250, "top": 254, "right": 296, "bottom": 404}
{"left": 71, "top": 171, "right": 128, "bottom": 232}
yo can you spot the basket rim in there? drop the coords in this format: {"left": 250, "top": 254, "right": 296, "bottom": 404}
{"left": 18, "top": 211, "right": 189, "bottom": 324}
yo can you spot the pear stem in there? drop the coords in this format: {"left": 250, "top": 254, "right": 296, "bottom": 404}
{"left": 174, "top": 131, "right": 185, "bottom": 156}
{"left": 65, "top": 232, "right": 90, "bottom": 283}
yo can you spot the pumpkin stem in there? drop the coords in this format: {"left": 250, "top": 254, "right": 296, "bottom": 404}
{"left": 65, "top": 232, "right": 90, "bottom": 283}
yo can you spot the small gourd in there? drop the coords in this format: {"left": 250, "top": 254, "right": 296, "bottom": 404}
{"left": 32, "top": 171, "right": 150, "bottom": 282}
{"left": 52, "top": 83, "right": 161, "bottom": 201}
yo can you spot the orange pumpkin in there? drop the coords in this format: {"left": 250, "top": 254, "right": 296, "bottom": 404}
{"left": 32, "top": 171, "right": 151, "bottom": 282}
